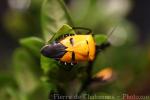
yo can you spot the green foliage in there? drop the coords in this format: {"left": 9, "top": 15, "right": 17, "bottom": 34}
{"left": 40, "top": 0, "right": 111, "bottom": 98}
{"left": 40, "top": 0, "right": 76, "bottom": 86}
{"left": 20, "top": 37, "right": 44, "bottom": 57}
{"left": 94, "top": 34, "right": 108, "bottom": 45}
{"left": 47, "top": 24, "right": 75, "bottom": 44}
{"left": 13, "top": 48, "right": 39, "bottom": 93}
{"left": 41, "top": 0, "right": 73, "bottom": 41}
{"left": 40, "top": 0, "right": 76, "bottom": 83}
{"left": 1, "top": 0, "right": 150, "bottom": 100}
{"left": 41, "top": 55, "right": 58, "bottom": 74}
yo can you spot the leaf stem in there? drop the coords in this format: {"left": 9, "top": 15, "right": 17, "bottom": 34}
{"left": 58, "top": 0, "right": 74, "bottom": 26}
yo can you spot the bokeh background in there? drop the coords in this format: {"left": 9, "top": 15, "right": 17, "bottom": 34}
{"left": 0, "top": 0, "right": 150, "bottom": 99}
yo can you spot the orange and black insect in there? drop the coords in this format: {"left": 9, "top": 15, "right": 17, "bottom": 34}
{"left": 41, "top": 27, "right": 110, "bottom": 66}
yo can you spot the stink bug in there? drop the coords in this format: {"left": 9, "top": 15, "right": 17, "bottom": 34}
{"left": 41, "top": 26, "right": 111, "bottom": 66}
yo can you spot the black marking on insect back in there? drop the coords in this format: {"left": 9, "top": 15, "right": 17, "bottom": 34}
{"left": 86, "top": 40, "right": 88, "bottom": 44}
{"left": 72, "top": 52, "right": 75, "bottom": 61}
{"left": 86, "top": 40, "right": 89, "bottom": 55}
{"left": 41, "top": 43, "right": 67, "bottom": 59}
{"left": 70, "top": 38, "right": 73, "bottom": 45}
{"left": 70, "top": 34, "right": 74, "bottom": 36}
{"left": 59, "top": 52, "right": 77, "bottom": 67}
{"left": 56, "top": 33, "right": 75, "bottom": 41}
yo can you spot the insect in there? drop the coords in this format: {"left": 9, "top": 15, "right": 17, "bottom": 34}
{"left": 41, "top": 27, "right": 110, "bottom": 66}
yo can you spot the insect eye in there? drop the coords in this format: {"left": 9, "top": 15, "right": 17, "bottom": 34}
{"left": 70, "top": 38, "right": 74, "bottom": 46}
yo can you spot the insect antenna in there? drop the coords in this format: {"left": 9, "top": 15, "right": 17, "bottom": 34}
{"left": 107, "top": 25, "right": 118, "bottom": 39}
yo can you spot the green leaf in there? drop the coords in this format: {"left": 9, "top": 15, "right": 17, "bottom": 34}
{"left": 94, "top": 34, "right": 108, "bottom": 45}
{"left": 40, "top": 55, "right": 79, "bottom": 83}
{"left": 0, "top": 74, "right": 17, "bottom": 88}
{"left": 41, "top": 55, "right": 58, "bottom": 74}
{"left": 48, "top": 24, "right": 75, "bottom": 43}
{"left": 20, "top": 37, "right": 44, "bottom": 57}
{"left": 0, "top": 87, "right": 19, "bottom": 100}
{"left": 41, "top": 0, "right": 73, "bottom": 41}
{"left": 13, "top": 48, "right": 39, "bottom": 94}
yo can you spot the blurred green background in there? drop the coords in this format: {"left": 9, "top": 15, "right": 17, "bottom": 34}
{"left": 0, "top": 0, "right": 150, "bottom": 100}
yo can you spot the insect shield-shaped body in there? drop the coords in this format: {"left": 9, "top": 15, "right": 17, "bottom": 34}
{"left": 41, "top": 27, "right": 96, "bottom": 66}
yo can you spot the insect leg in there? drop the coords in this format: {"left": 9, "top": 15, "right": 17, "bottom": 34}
{"left": 96, "top": 42, "right": 110, "bottom": 54}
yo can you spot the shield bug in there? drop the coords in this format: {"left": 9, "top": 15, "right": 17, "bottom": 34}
{"left": 41, "top": 26, "right": 112, "bottom": 66}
